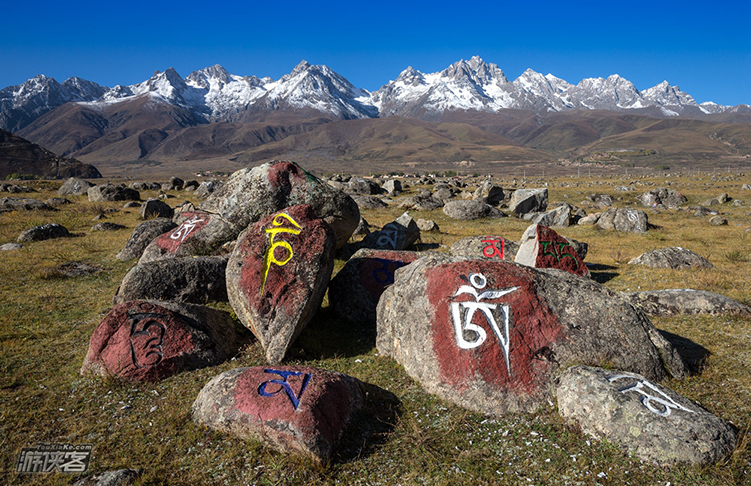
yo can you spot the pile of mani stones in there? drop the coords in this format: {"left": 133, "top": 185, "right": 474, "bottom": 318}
{"left": 78, "top": 160, "right": 741, "bottom": 466}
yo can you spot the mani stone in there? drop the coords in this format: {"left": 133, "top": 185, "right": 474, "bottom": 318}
{"left": 620, "top": 289, "right": 751, "bottom": 317}
{"left": 200, "top": 160, "right": 359, "bottom": 249}
{"left": 191, "top": 366, "right": 365, "bottom": 462}
{"left": 17, "top": 223, "right": 70, "bottom": 242}
{"left": 595, "top": 207, "right": 648, "bottom": 233}
{"left": 515, "top": 224, "right": 589, "bottom": 278}
{"left": 442, "top": 200, "right": 505, "bottom": 220}
{"left": 360, "top": 212, "right": 420, "bottom": 251}
{"left": 115, "top": 218, "right": 178, "bottom": 261}
{"left": 80, "top": 300, "right": 240, "bottom": 382}
{"left": 226, "top": 205, "right": 336, "bottom": 365}
{"left": 328, "top": 248, "right": 423, "bottom": 325}
{"left": 628, "top": 247, "right": 713, "bottom": 269}
{"left": 88, "top": 184, "right": 140, "bottom": 202}
{"left": 376, "top": 255, "right": 687, "bottom": 415}
{"left": 509, "top": 188, "right": 548, "bottom": 216}
{"left": 556, "top": 365, "right": 737, "bottom": 467}
{"left": 1, "top": 197, "right": 53, "bottom": 211}
{"left": 138, "top": 211, "right": 237, "bottom": 264}
{"left": 114, "top": 256, "right": 229, "bottom": 305}
{"left": 58, "top": 177, "right": 95, "bottom": 196}
{"left": 140, "top": 198, "right": 174, "bottom": 219}
{"left": 449, "top": 235, "right": 519, "bottom": 261}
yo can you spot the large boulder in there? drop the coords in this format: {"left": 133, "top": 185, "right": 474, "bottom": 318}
{"left": 114, "top": 256, "right": 228, "bottom": 305}
{"left": 347, "top": 178, "right": 382, "bottom": 195}
{"left": 531, "top": 203, "right": 573, "bottom": 227}
{"left": 442, "top": 200, "right": 505, "bottom": 220}
{"left": 88, "top": 184, "right": 140, "bottom": 202}
{"left": 17, "top": 223, "right": 70, "bottom": 242}
{"left": 80, "top": 300, "right": 240, "bottom": 382}
{"left": 620, "top": 289, "right": 751, "bottom": 316}
{"left": 226, "top": 205, "right": 336, "bottom": 364}
{"left": 58, "top": 177, "right": 95, "bottom": 196}
{"left": 138, "top": 211, "right": 237, "bottom": 264}
{"left": 360, "top": 212, "right": 420, "bottom": 251}
{"left": 515, "top": 225, "right": 589, "bottom": 278}
{"left": 595, "top": 207, "right": 648, "bottom": 232}
{"left": 509, "top": 188, "right": 548, "bottom": 216}
{"left": 328, "top": 248, "right": 423, "bottom": 325}
{"left": 192, "top": 366, "right": 365, "bottom": 462}
{"left": 115, "top": 218, "right": 178, "bottom": 261}
{"left": 557, "top": 365, "right": 737, "bottom": 467}
{"left": 449, "top": 235, "right": 519, "bottom": 261}
{"left": 473, "top": 181, "right": 504, "bottom": 205}
{"left": 628, "top": 247, "right": 713, "bottom": 269}
{"left": 376, "top": 256, "right": 687, "bottom": 415}
{"left": 200, "top": 161, "right": 359, "bottom": 249}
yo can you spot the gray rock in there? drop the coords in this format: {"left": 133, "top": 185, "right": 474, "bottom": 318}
{"left": 586, "top": 193, "right": 614, "bottom": 208}
{"left": 73, "top": 468, "right": 143, "bottom": 486}
{"left": 351, "top": 195, "right": 388, "bottom": 210}
{"left": 531, "top": 203, "right": 573, "bottom": 227}
{"left": 194, "top": 180, "right": 219, "bottom": 198}
{"left": 620, "top": 289, "right": 751, "bottom": 316}
{"left": 557, "top": 365, "right": 737, "bottom": 467}
{"left": 361, "top": 212, "right": 420, "bottom": 251}
{"left": 123, "top": 201, "right": 141, "bottom": 209}
{"left": 376, "top": 256, "right": 687, "bottom": 415}
{"left": 432, "top": 187, "right": 456, "bottom": 202}
{"left": 398, "top": 193, "right": 444, "bottom": 210}
{"left": 115, "top": 218, "right": 178, "bottom": 261}
{"left": 115, "top": 256, "right": 229, "bottom": 305}
{"left": 577, "top": 213, "right": 600, "bottom": 225}
{"left": 17, "top": 223, "right": 70, "bottom": 242}
{"left": 628, "top": 247, "right": 712, "bottom": 269}
{"left": 140, "top": 198, "right": 173, "bottom": 219}
{"left": 352, "top": 217, "right": 370, "bottom": 235}
{"left": 709, "top": 215, "right": 728, "bottom": 226}
{"left": 742, "top": 183, "right": 751, "bottom": 191}
{"left": 449, "top": 235, "right": 518, "bottom": 261}
{"left": 473, "top": 181, "right": 504, "bottom": 205}
{"left": 692, "top": 206, "right": 713, "bottom": 217}
{"left": 595, "top": 207, "right": 648, "bottom": 232}
{"left": 91, "top": 222, "right": 126, "bottom": 232}
{"left": 169, "top": 176, "right": 184, "bottom": 190}
{"left": 442, "top": 200, "right": 505, "bottom": 220}
{"left": 509, "top": 188, "right": 548, "bottom": 216}
{"left": 347, "top": 178, "right": 382, "bottom": 195}
{"left": 88, "top": 184, "right": 140, "bottom": 202}
{"left": 184, "top": 180, "right": 199, "bottom": 191}
{"left": 0, "top": 243, "right": 22, "bottom": 251}
{"left": 382, "top": 179, "right": 402, "bottom": 195}
{"left": 0, "top": 197, "right": 53, "bottom": 211}
{"left": 640, "top": 188, "right": 687, "bottom": 208}
{"left": 44, "top": 197, "right": 71, "bottom": 207}
{"left": 58, "top": 177, "right": 95, "bottom": 196}
{"left": 200, "top": 161, "right": 359, "bottom": 249}
{"left": 52, "top": 261, "right": 102, "bottom": 277}
{"left": 416, "top": 218, "right": 439, "bottom": 232}
{"left": 702, "top": 193, "right": 731, "bottom": 206}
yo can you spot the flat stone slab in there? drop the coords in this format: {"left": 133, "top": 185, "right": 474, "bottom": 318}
{"left": 226, "top": 205, "right": 336, "bottom": 364}
{"left": 557, "top": 365, "right": 737, "bottom": 467}
{"left": 515, "top": 224, "right": 589, "bottom": 278}
{"left": 192, "top": 366, "right": 365, "bottom": 462}
{"left": 628, "top": 247, "right": 713, "bottom": 269}
{"left": 81, "top": 300, "right": 240, "bottom": 382}
{"left": 620, "top": 289, "right": 751, "bottom": 316}
{"left": 376, "top": 255, "right": 686, "bottom": 415}
{"left": 449, "top": 235, "right": 519, "bottom": 261}
{"left": 138, "top": 211, "right": 236, "bottom": 264}
{"left": 328, "top": 248, "right": 423, "bottom": 324}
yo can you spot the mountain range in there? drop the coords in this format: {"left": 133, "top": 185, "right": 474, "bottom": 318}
{"left": 2, "top": 56, "right": 751, "bottom": 176}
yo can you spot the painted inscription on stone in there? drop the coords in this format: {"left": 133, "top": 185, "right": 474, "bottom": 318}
{"left": 372, "top": 258, "right": 405, "bottom": 286}
{"left": 260, "top": 213, "right": 302, "bottom": 296}
{"left": 482, "top": 237, "right": 505, "bottom": 259}
{"left": 608, "top": 374, "right": 695, "bottom": 417}
{"left": 258, "top": 368, "right": 311, "bottom": 410}
{"left": 129, "top": 314, "right": 166, "bottom": 369}
{"left": 540, "top": 241, "right": 576, "bottom": 263}
{"left": 376, "top": 223, "right": 399, "bottom": 249}
{"left": 450, "top": 273, "right": 519, "bottom": 373}
{"left": 169, "top": 215, "right": 206, "bottom": 245}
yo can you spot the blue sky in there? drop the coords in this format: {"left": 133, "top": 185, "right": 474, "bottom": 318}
{"left": 2, "top": 0, "right": 749, "bottom": 106}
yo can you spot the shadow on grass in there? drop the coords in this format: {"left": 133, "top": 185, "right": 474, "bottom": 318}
{"left": 658, "top": 329, "right": 711, "bottom": 374}
{"left": 288, "top": 308, "right": 377, "bottom": 360}
{"left": 587, "top": 263, "right": 619, "bottom": 284}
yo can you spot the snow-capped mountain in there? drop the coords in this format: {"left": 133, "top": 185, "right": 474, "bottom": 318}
{"left": 0, "top": 56, "right": 743, "bottom": 134}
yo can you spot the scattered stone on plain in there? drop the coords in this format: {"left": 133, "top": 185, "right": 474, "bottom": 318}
{"left": 0, "top": 197, "right": 53, "bottom": 211}
{"left": 577, "top": 213, "right": 600, "bottom": 225}
{"left": 351, "top": 195, "right": 388, "bottom": 210}
{"left": 88, "top": 184, "right": 140, "bottom": 202}
{"left": 73, "top": 468, "right": 143, "bottom": 486}
{"left": 557, "top": 365, "right": 737, "bottom": 467}
{"left": 52, "top": 261, "right": 102, "bottom": 278}
{"left": 473, "top": 181, "right": 504, "bottom": 205}
{"left": 352, "top": 217, "right": 370, "bottom": 235}
{"left": 44, "top": 197, "right": 71, "bottom": 207}
{"left": 442, "top": 200, "right": 505, "bottom": 220}
{"left": 640, "top": 188, "right": 687, "bottom": 208}
{"left": 0, "top": 243, "right": 22, "bottom": 251}
{"left": 515, "top": 224, "right": 589, "bottom": 277}
{"left": 397, "top": 191, "right": 444, "bottom": 210}
{"left": 449, "top": 235, "right": 518, "bottom": 261}
{"left": 17, "top": 223, "right": 71, "bottom": 242}
{"left": 115, "top": 218, "right": 178, "bottom": 261}
{"left": 702, "top": 193, "right": 731, "bottom": 206}
{"left": 628, "top": 247, "right": 713, "bottom": 269}
{"left": 595, "top": 207, "right": 648, "bottom": 232}
{"left": 709, "top": 215, "right": 728, "bottom": 226}
{"left": 58, "top": 177, "right": 95, "bottom": 196}
{"left": 360, "top": 211, "right": 420, "bottom": 250}
{"left": 184, "top": 180, "right": 199, "bottom": 191}
{"left": 226, "top": 204, "right": 336, "bottom": 364}
{"left": 140, "top": 198, "right": 174, "bottom": 219}
{"left": 416, "top": 218, "right": 439, "bottom": 232}
{"left": 531, "top": 203, "right": 573, "bottom": 227}
{"left": 347, "top": 178, "right": 382, "bottom": 195}
{"left": 91, "top": 222, "right": 126, "bottom": 232}
{"left": 509, "top": 188, "right": 548, "bottom": 216}
{"left": 191, "top": 366, "right": 366, "bottom": 462}
{"left": 194, "top": 180, "right": 219, "bottom": 198}
{"left": 620, "top": 289, "right": 751, "bottom": 316}
{"left": 382, "top": 179, "right": 402, "bottom": 196}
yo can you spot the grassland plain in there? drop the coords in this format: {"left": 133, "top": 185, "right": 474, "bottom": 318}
{"left": 0, "top": 172, "right": 750, "bottom": 485}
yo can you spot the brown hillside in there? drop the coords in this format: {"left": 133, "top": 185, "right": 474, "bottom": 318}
{"left": 0, "top": 129, "right": 101, "bottom": 179}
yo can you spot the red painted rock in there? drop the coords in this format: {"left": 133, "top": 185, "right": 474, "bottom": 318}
{"left": 226, "top": 204, "right": 336, "bottom": 364}
{"left": 80, "top": 300, "right": 240, "bottom": 382}
{"left": 138, "top": 211, "right": 237, "bottom": 264}
{"left": 191, "top": 366, "right": 364, "bottom": 462}
{"left": 449, "top": 235, "right": 519, "bottom": 261}
{"left": 328, "top": 248, "right": 424, "bottom": 324}
{"left": 360, "top": 212, "right": 420, "bottom": 251}
{"left": 514, "top": 224, "right": 590, "bottom": 278}
{"left": 200, "top": 161, "right": 359, "bottom": 249}
{"left": 376, "top": 255, "right": 687, "bottom": 415}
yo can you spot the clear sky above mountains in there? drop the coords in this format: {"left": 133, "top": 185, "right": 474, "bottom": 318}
{"left": 2, "top": 0, "right": 749, "bottom": 106}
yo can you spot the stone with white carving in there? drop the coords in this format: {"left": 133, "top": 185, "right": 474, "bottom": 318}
{"left": 80, "top": 300, "right": 240, "bottom": 382}
{"left": 115, "top": 218, "right": 178, "bottom": 261}
{"left": 226, "top": 204, "right": 336, "bottom": 364}
{"left": 595, "top": 207, "right": 648, "bottom": 232}
{"left": 360, "top": 212, "right": 420, "bottom": 251}
{"left": 138, "top": 211, "right": 237, "bottom": 264}
{"left": 556, "top": 365, "right": 737, "bottom": 467}
{"left": 329, "top": 248, "right": 423, "bottom": 325}
{"left": 449, "top": 235, "right": 519, "bottom": 261}
{"left": 376, "top": 255, "right": 687, "bottom": 415}
{"left": 114, "top": 256, "right": 228, "bottom": 305}
{"left": 628, "top": 247, "right": 713, "bottom": 269}
{"left": 515, "top": 224, "right": 590, "bottom": 278}
{"left": 620, "top": 289, "right": 751, "bottom": 316}
{"left": 200, "top": 160, "right": 359, "bottom": 249}
{"left": 191, "top": 366, "right": 365, "bottom": 462}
